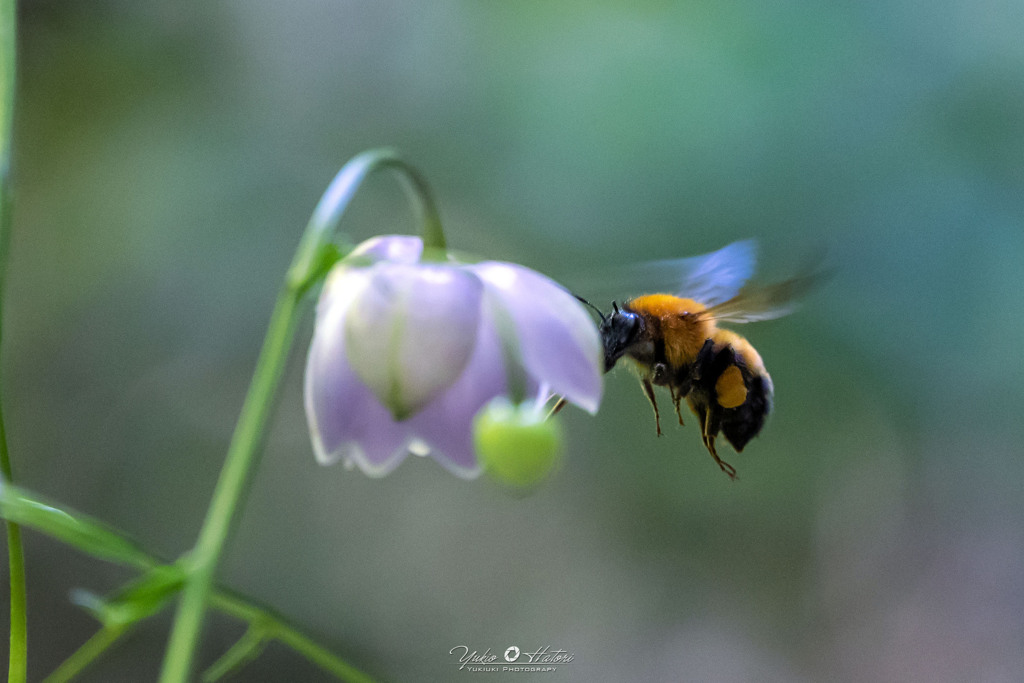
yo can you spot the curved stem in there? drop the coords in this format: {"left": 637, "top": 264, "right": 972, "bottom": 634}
{"left": 160, "top": 149, "right": 442, "bottom": 682}
{"left": 287, "top": 148, "right": 445, "bottom": 294}
{"left": 1, "top": 0, "right": 27, "bottom": 680}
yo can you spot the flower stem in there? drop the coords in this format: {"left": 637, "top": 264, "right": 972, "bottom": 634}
{"left": 0, "top": 0, "right": 28, "bottom": 680}
{"left": 203, "top": 588, "right": 378, "bottom": 683}
{"left": 158, "top": 287, "right": 302, "bottom": 683}
{"left": 288, "top": 148, "right": 445, "bottom": 293}
{"left": 160, "top": 149, "right": 442, "bottom": 682}
{"left": 0, "top": 482, "right": 374, "bottom": 681}
{"left": 42, "top": 625, "right": 127, "bottom": 683}
{"left": 1, "top": 421, "right": 27, "bottom": 683}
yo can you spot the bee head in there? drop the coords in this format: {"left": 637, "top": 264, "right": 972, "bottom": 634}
{"left": 599, "top": 301, "right": 643, "bottom": 372}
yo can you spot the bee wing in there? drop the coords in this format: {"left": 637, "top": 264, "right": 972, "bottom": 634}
{"left": 566, "top": 239, "right": 768, "bottom": 327}
{"left": 670, "top": 239, "right": 757, "bottom": 306}
{"left": 700, "top": 270, "right": 822, "bottom": 323}
{"left": 574, "top": 239, "right": 757, "bottom": 303}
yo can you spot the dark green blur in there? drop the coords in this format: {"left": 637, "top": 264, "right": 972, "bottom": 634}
{"left": 4, "top": 2, "right": 1023, "bottom": 681}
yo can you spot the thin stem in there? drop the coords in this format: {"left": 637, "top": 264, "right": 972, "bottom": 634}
{"left": 160, "top": 149, "right": 441, "bottom": 682}
{"left": 209, "top": 592, "right": 375, "bottom": 682}
{"left": 42, "top": 625, "right": 128, "bottom": 683}
{"left": 0, "top": 482, "right": 373, "bottom": 681}
{"left": 287, "top": 148, "right": 445, "bottom": 294}
{"left": 274, "top": 625, "right": 377, "bottom": 683}
{"left": 200, "top": 624, "right": 266, "bottom": 682}
{"left": 1, "top": 446, "right": 27, "bottom": 683}
{"left": 2, "top": 469, "right": 26, "bottom": 683}
{"left": 158, "top": 288, "right": 302, "bottom": 683}
{"left": 1, "top": 0, "right": 28, "bottom": 680}
{"left": 206, "top": 589, "right": 377, "bottom": 683}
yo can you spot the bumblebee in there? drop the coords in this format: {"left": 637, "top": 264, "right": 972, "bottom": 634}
{"left": 596, "top": 240, "right": 816, "bottom": 478}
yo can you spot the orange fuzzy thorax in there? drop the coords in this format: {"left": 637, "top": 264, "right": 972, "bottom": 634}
{"left": 626, "top": 294, "right": 713, "bottom": 368}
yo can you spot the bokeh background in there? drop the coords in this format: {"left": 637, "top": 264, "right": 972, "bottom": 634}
{"left": 4, "top": 1, "right": 1024, "bottom": 681}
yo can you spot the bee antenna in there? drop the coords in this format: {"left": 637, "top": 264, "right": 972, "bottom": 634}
{"left": 612, "top": 301, "right": 620, "bottom": 315}
{"left": 574, "top": 294, "right": 607, "bottom": 323}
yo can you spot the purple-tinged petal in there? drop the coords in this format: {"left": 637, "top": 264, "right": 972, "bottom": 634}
{"left": 304, "top": 347, "right": 410, "bottom": 475}
{"left": 318, "top": 236, "right": 425, "bottom": 314}
{"left": 349, "top": 234, "right": 424, "bottom": 265}
{"left": 470, "top": 262, "right": 603, "bottom": 414}
{"left": 404, "top": 304, "right": 535, "bottom": 479}
{"left": 305, "top": 274, "right": 412, "bottom": 475}
{"left": 343, "top": 263, "right": 483, "bottom": 419}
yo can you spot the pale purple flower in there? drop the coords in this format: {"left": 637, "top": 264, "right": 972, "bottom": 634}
{"left": 304, "top": 235, "right": 603, "bottom": 478}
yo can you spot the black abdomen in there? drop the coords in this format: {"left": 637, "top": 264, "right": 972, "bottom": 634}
{"left": 721, "top": 373, "right": 773, "bottom": 451}
{"left": 691, "top": 339, "right": 773, "bottom": 452}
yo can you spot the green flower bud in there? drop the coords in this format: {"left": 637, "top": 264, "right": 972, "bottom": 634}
{"left": 473, "top": 398, "right": 563, "bottom": 488}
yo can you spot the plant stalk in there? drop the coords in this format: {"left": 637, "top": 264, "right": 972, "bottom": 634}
{"left": 160, "top": 148, "right": 442, "bottom": 682}
{"left": 1, "top": 0, "right": 28, "bottom": 679}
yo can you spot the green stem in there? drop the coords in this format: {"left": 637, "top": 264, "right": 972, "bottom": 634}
{"left": 287, "top": 147, "right": 445, "bottom": 294}
{"left": 0, "top": 483, "right": 375, "bottom": 681}
{"left": 208, "top": 590, "right": 378, "bottom": 683}
{"left": 158, "top": 286, "right": 302, "bottom": 683}
{"left": 200, "top": 624, "right": 267, "bottom": 682}
{"left": 1, "top": 0, "right": 27, "bottom": 680}
{"left": 2, "top": 473, "right": 27, "bottom": 683}
{"left": 1, "top": 421, "right": 27, "bottom": 683}
{"left": 42, "top": 625, "right": 127, "bottom": 683}
{"left": 274, "top": 625, "right": 377, "bottom": 683}
{"left": 160, "top": 149, "right": 443, "bottom": 682}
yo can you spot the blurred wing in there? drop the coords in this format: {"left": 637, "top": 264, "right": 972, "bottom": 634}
{"left": 700, "top": 270, "right": 822, "bottom": 324}
{"left": 575, "top": 240, "right": 758, "bottom": 305}
{"left": 672, "top": 239, "right": 757, "bottom": 305}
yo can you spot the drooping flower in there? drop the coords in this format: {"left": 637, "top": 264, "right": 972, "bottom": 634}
{"left": 304, "top": 235, "right": 602, "bottom": 479}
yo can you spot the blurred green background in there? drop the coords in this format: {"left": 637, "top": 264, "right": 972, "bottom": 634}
{"left": 4, "top": 1, "right": 1024, "bottom": 681}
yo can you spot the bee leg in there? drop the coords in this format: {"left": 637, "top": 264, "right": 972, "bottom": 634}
{"left": 640, "top": 377, "right": 662, "bottom": 436}
{"left": 669, "top": 385, "right": 685, "bottom": 427}
{"left": 702, "top": 409, "right": 736, "bottom": 479}
{"left": 704, "top": 434, "right": 737, "bottom": 479}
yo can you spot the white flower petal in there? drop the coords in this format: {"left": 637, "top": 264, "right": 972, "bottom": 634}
{"left": 306, "top": 241, "right": 602, "bottom": 479}
{"left": 471, "top": 262, "right": 603, "bottom": 414}
{"left": 344, "top": 263, "right": 483, "bottom": 419}
{"left": 317, "top": 237, "right": 424, "bottom": 314}
{"left": 349, "top": 234, "right": 424, "bottom": 264}
{"left": 404, "top": 304, "right": 532, "bottom": 479}
{"left": 304, "top": 284, "right": 411, "bottom": 475}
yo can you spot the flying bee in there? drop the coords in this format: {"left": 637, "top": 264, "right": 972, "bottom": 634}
{"left": 591, "top": 240, "right": 819, "bottom": 479}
